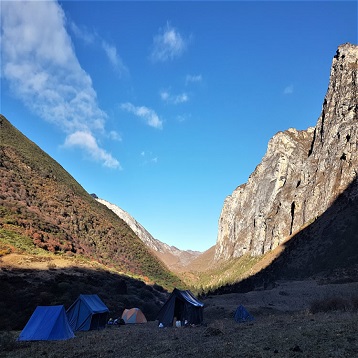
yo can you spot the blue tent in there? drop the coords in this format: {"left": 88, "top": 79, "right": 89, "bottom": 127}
{"left": 18, "top": 305, "right": 74, "bottom": 341}
{"left": 66, "top": 294, "right": 109, "bottom": 331}
{"left": 234, "top": 305, "right": 254, "bottom": 323}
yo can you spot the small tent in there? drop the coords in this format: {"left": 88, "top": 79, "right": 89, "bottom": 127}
{"left": 121, "top": 308, "right": 147, "bottom": 324}
{"left": 18, "top": 305, "right": 74, "bottom": 341}
{"left": 156, "top": 288, "right": 204, "bottom": 327}
{"left": 66, "top": 294, "right": 109, "bottom": 331}
{"left": 234, "top": 305, "right": 254, "bottom": 323}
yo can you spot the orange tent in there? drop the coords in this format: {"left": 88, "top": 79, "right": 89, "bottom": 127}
{"left": 121, "top": 308, "right": 147, "bottom": 324}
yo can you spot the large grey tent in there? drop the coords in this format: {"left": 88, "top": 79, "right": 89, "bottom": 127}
{"left": 156, "top": 288, "right": 204, "bottom": 327}
{"left": 66, "top": 294, "right": 109, "bottom": 331}
{"left": 18, "top": 305, "right": 74, "bottom": 341}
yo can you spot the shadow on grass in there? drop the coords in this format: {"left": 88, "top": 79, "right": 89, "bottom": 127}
{"left": 0, "top": 265, "right": 168, "bottom": 330}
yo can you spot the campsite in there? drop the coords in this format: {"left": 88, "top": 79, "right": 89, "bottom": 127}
{"left": 2, "top": 280, "right": 358, "bottom": 357}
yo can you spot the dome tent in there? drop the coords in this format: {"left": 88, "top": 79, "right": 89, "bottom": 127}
{"left": 121, "top": 308, "right": 147, "bottom": 324}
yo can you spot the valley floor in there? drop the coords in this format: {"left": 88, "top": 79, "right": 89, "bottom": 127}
{"left": 1, "top": 280, "right": 358, "bottom": 358}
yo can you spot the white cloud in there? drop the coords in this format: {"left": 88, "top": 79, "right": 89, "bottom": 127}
{"left": 174, "top": 93, "right": 189, "bottom": 104}
{"left": 283, "top": 84, "right": 294, "bottom": 95}
{"left": 121, "top": 102, "right": 163, "bottom": 129}
{"left": 69, "top": 22, "right": 96, "bottom": 45}
{"left": 160, "top": 90, "right": 189, "bottom": 104}
{"left": 1, "top": 0, "right": 120, "bottom": 168}
{"left": 150, "top": 22, "right": 187, "bottom": 62}
{"left": 186, "top": 74, "right": 202, "bottom": 84}
{"left": 160, "top": 91, "right": 170, "bottom": 101}
{"left": 109, "top": 130, "right": 122, "bottom": 141}
{"left": 176, "top": 114, "right": 190, "bottom": 123}
{"left": 101, "top": 40, "right": 129, "bottom": 77}
{"left": 140, "top": 151, "right": 158, "bottom": 165}
{"left": 69, "top": 20, "right": 128, "bottom": 78}
{"left": 64, "top": 131, "right": 121, "bottom": 169}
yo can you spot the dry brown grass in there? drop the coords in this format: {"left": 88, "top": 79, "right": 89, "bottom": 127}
{"left": 2, "top": 280, "right": 358, "bottom": 358}
{"left": 2, "top": 310, "right": 357, "bottom": 358}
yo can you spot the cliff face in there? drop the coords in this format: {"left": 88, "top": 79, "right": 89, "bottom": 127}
{"left": 216, "top": 43, "right": 358, "bottom": 261}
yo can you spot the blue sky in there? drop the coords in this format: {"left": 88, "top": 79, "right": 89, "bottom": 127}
{"left": 1, "top": 1, "right": 357, "bottom": 252}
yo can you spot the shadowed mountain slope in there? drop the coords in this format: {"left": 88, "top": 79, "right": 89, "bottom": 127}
{"left": 0, "top": 262, "right": 169, "bottom": 330}
{"left": 212, "top": 177, "right": 358, "bottom": 294}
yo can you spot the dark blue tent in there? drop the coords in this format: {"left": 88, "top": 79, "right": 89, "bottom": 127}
{"left": 18, "top": 305, "right": 74, "bottom": 341}
{"left": 156, "top": 288, "right": 204, "bottom": 327}
{"left": 66, "top": 294, "right": 109, "bottom": 331}
{"left": 234, "top": 305, "right": 254, "bottom": 323}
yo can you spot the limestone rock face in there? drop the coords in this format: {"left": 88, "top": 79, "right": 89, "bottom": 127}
{"left": 216, "top": 43, "right": 358, "bottom": 261}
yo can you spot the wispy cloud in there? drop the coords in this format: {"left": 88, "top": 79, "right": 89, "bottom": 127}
{"left": 108, "top": 130, "right": 122, "bottom": 141}
{"left": 140, "top": 151, "right": 158, "bottom": 165}
{"left": 101, "top": 40, "right": 128, "bottom": 77}
{"left": 150, "top": 22, "right": 188, "bottom": 62}
{"left": 64, "top": 131, "right": 121, "bottom": 169}
{"left": 121, "top": 102, "right": 163, "bottom": 129}
{"left": 283, "top": 84, "right": 294, "bottom": 95}
{"left": 160, "top": 90, "right": 189, "bottom": 104}
{"left": 176, "top": 114, "right": 190, "bottom": 123}
{"left": 69, "top": 21, "right": 96, "bottom": 45}
{"left": 70, "top": 20, "right": 128, "bottom": 78}
{"left": 1, "top": 0, "right": 120, "bottom": 169}
{"left": 185, "top": 74, "right": 202, "bottom": 85}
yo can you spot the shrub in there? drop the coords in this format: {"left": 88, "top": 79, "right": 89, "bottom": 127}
{"left": 139, "top": 288, "right": 155, "bottom": 300}
{"left": 115, "top": 279, "right": 127, "bottom": 294}
{"left": 39, "top": 291, "right": 54, "bottom": 305}
{"left": 142, "top": 301, "right": 161, "bottom": 321}
{"left": 153, "top": 283, "right": 165, "bottom": 293}
{"left": 350, "top": 296, "right": 358, "bottom": 311}
{"left": 310, "top": 297, "right": 352, "bottom": 313}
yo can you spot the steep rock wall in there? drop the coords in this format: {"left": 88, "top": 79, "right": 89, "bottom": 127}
{"left": 216, "top": 43, "right": 358, "bottom": 261}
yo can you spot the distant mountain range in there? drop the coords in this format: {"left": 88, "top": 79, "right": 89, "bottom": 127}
{"left": 94, "top": 197, "right": 201, "bottom": 272}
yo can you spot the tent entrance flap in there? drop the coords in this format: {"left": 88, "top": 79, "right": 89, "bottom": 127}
{"left": 90, "top": 313, "right": 108, "bottom": 330}
{"left": 174, "top": 298, "right": 185, "bottom": 321}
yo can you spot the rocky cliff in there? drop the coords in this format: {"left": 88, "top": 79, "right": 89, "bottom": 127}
{"left": 216, "top": 43, "right": 358, "bottom": 262}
